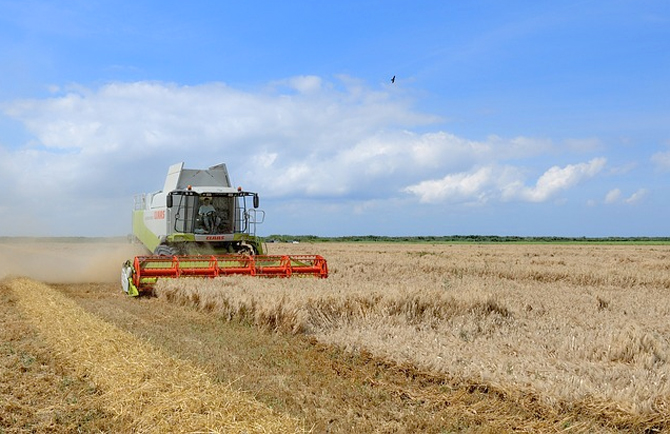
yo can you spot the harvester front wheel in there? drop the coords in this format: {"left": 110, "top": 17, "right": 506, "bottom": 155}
{"left": 235, "top": 242, "right": 257, "bottom": 255}
{"left": 154, "top": 245, "right": 178, "bottom": 256}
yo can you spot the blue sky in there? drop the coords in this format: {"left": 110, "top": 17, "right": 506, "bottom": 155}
{"left": 0, "top": 0, "right": 668, "bottom": 237}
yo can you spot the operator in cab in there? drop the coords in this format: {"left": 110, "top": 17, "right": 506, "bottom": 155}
{"left": 198, "top": 196, "right": 219, "bottom": 234}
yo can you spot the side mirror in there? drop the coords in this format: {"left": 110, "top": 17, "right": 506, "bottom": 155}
{"left": 166, "top": 194, "right": 173, "bottom": 208}
{"left": 253, "top": 194, "right": 259, "bottom": 209}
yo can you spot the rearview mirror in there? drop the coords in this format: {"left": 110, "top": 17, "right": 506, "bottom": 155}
{"left": 253, "top": 194, "right": 259, "bottom": 209}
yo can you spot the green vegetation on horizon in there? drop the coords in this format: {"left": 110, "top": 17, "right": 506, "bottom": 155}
{"left": 264, "top": 234, "right": 670, "bottom": 244}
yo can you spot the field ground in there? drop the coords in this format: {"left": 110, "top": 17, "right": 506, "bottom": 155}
{"left": 1, "top": 240, "right": 670, "bottom": 433}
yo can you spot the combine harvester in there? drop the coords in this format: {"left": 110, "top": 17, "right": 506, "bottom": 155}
{"left": 121, "top": 162, "right": 328, "bottom": 296}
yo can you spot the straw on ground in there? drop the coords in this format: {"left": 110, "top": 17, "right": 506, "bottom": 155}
{"left": 8, "top": 277, "right": 303, "bottom": 433}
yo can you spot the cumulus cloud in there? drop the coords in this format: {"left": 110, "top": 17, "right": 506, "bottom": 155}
{"left": 3, "top": 78, "right": 442, "bottom": 194}
{"left": 513, "top": 158, "right": 606, "bottom": 202}
{"left": 403, "top": 158, "right": 606, "bottom": 204}
{"left": 402, "top": 166, "right": 496, "bottom": 204}
{"left": 0, "top": 76, "right": 611, "bottom": 235}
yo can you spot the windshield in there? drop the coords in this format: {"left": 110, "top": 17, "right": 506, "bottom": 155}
{"left": 172, "top": 192, "right": 236, "bottom": 235}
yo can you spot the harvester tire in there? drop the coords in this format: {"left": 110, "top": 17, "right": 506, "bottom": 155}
{"left": 154, "top": 245, "right": 178, "bottom": 256}
{"left": 235, "top": 242, "right": 257, "bottom": 255}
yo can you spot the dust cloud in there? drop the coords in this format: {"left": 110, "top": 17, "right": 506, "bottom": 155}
{"left": 0, "top": 239, "right": 147, "bottom": 284}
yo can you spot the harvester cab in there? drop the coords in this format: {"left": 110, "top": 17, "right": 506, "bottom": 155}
{"left": 121, "top": 162, "right": 328, "bottom": 296}
{"left": 134, "top": 162, "right": 265, "bottom": 256}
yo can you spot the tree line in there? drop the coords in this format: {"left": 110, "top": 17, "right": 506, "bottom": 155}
{"left": 263, "top": 235, "right": 670, "bottom": 244}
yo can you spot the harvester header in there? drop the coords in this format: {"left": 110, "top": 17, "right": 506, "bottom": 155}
{"left": 121, "top": 162, "right": 328, "bottom": 295}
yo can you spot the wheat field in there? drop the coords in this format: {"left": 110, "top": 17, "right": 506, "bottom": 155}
{"left": 3, "top": 239, "right": 670, "bottom": 432}
{"left": 157, "top": 242, "right": 670, "bottom": 427}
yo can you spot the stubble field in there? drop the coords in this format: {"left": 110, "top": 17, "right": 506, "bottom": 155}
{"left": 2, "top": 239, "right": 670, "bottom": 433}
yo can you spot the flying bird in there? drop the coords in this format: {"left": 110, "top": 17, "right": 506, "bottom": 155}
{"left": 391, "top": 75, "right": 396, "bottom": 84}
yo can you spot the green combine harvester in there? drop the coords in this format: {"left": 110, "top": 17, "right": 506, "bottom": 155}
{"left": 121, "top": 162, "right": 328, "bottom": 296}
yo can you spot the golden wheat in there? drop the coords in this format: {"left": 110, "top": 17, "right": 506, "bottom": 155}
{"left": 156, "top": 242, "right": 670, "bottom": 423}
{"left": 8, "top": 277, "right": 304, "bottom": 433}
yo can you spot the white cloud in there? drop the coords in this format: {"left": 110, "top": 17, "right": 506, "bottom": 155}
{"left": 403, "top": 158, "right": 607, "bottom": 204}
{"left": 604, "top": 187, "right": 647, "bottom": 205}
{"left": 624, "top": 189, "right": 647, "bottom": 204}
{"left": 513, "top": 158, "right": 606, "bottom": 202}
{"left": 402, "top": 166, "right": 495, "bottom": 204}
{"left": 0, "top": 77, "right": 612, "bottom": 235}
{"left": 284, "top": 75, "right": 324, "bottom": 94}
{"left": 605, "top": 188, "right": 621, "bottom": 204}
{"left": 2, "top": 79, "right": 560, "bottom": 201}
{"left": 0, "top": 78, "right": 444, "bottom": 234}
{"left": 651, "top": 151, "right": 670, "bottom": 171}
{"left": 247, "top": 129, "right": 553, "bottom": 199}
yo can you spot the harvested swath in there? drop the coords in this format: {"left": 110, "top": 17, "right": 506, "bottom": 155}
{"left": 155, "top": 243, "right": 670, "bottom": 431}
{"left": 0, "top": 281, "right": 116, "bottom": 432}
{"left": 8, "top": 277, "right": 303, "bottom": 433}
